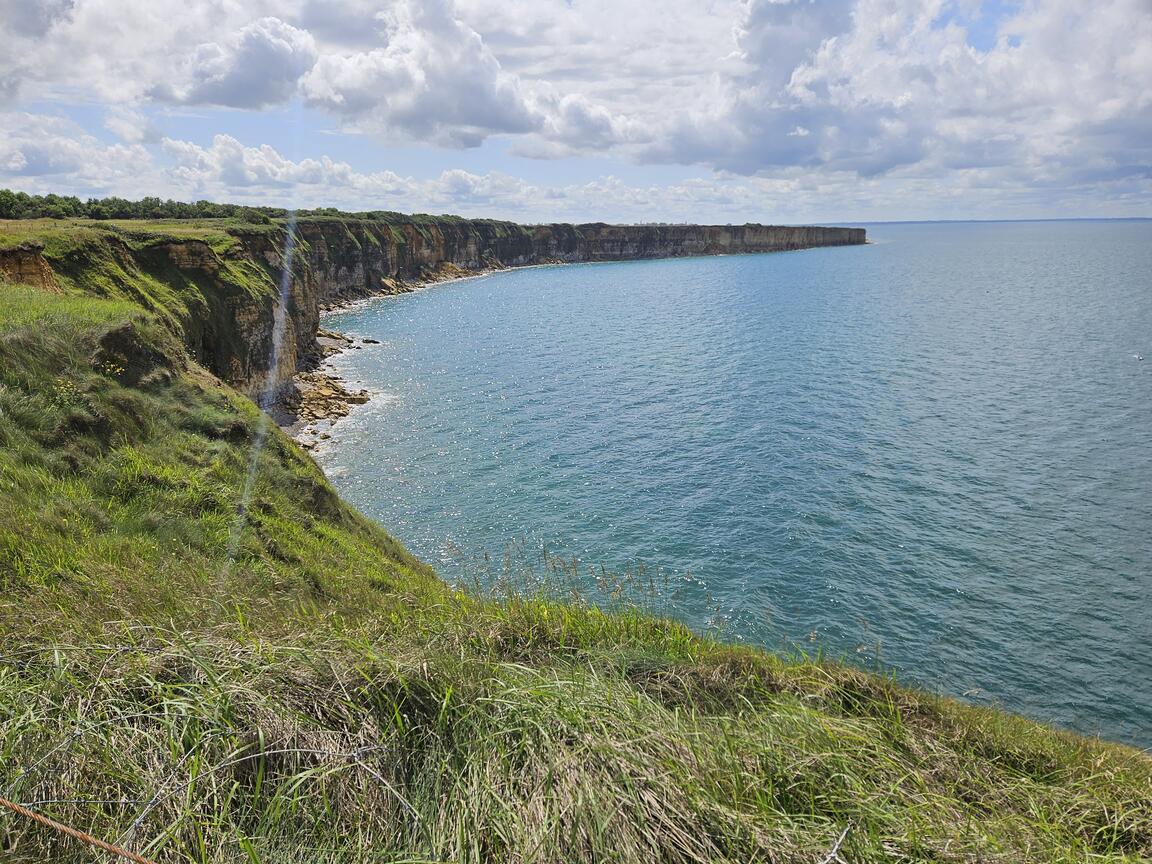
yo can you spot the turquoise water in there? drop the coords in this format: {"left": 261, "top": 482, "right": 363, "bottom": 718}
{"left": 319, "top": 221, "right": 1152, "bottom": 746}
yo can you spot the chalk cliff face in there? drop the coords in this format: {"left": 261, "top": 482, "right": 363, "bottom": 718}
{"left": 133, "top": 238, "right": 319, "bottom": 404}
{"left": 260, "top": 220, "right": 865, "bottom": 309}
{"left": 537, "top": 223, "right": 865, "bottom": 262}
{"left": 3, "top": 218, "right": 865, "bottom": 402}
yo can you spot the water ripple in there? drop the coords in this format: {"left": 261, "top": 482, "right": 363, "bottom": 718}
{"left": 321, "top": 222, "right": 1152, "bottom": 747}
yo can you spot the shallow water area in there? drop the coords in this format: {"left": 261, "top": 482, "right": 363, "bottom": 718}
{"left": 319, "top": 221, "right": 1152, "bottom": 746}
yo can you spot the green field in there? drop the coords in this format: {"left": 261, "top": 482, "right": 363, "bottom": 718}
{"left": 0, "top": 221, "right": 1149, "bottom": 863}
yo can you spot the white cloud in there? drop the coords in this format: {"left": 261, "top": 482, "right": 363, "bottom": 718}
{"left": 650, "top": 0, "right": 1152, "bottom": 185}
{"left": 301, "top": 0, "right": 541, "bottom": 147}
{"left": 454, "top": 0, "right": 742, "bottom": 120}
{"left": 0, "top": 111, "right": 149, "bottom": 185}
{"left": 158, "top": 133, "right": 539, "bottom": 208}
{"left": 163, "top": 134, "right": 362, "bottom": 190}
{"left": 1, "top": 0, "right": 75, "bottom": 38}
{"left": 1, "top": 0, "right": 273, "bottom": 103}
{"left": 0, "top": 0, "right": 1149, "bottom": 217}
{"left": 0, "top": 0, "right": 703, "bottom": 151}
{"left": 188, "top": 136, "right": 1152, "bottom": 221}
{"left": 103, "top": 106, "right": 155, "bottom": 143}
{"left": 540, "top": 93, "right": 635, "bottom": 149}
{"left": 155, "top": 17, "right": 318, "bottom": 109}
{"left": 5, "top": 120, "right": 1143, "bottom": 223}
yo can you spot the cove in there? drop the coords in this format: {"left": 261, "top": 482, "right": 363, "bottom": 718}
{"left": 317, "top": 220, "right": 1152, "bottom": 746}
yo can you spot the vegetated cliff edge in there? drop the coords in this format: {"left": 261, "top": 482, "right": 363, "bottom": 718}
{"left": 0, "top": 217, "right": 865, "bottom": 409}
{"left": 5, "top": 218, "right": 1152, "bottom": 863}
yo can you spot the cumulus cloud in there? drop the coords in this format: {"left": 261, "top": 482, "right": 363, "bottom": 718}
{"left": 0, "top": 111, "right": 148, "bottom": 184}
{"left": 435, "top": 168, "right": 537, "bottom": 204}
{"left": 103, "top": 106, "right": 156, "bottom": 143}
{"left": 294, "top": 0, "right": 389, "bottom": 47}
{"left": 301, "top": 0, "right": 541, "bottom": 147}
{"left": 0, "top": 0, "right": 75, "bottom": 38}
{"left": 0, "top": 0, "right": 679, "bottom": 152}
{"left": 154, "top": 17, "right": 317, "bottom": 109}
{"left": 158, "top": 133, "right": 536, "bottom": 208}
{"left": 0, "top": 0, "right": 73, "bottom": 100}
{"left": 0, "top": 0, "right": 1149, "bottom": 218}
{"left": 651, "top": 0, "right": 1152, "bottom": 185}
{"left": 2, "top": 114, "right": 1147, "bottom": 222}
{"left": 2, "top": 1, "right": 257, "bottom": 103}
{"left": 163, "top": 134, "right": 365, "bottom": 190}
{"left": 736, "top": 0, "right": 854, "bottom": 88}
{"left": 538, "top": 93, "right": 636, "bottom": 150}
{"left": 150, "top": 133, "right": 751, "bottom": 218}
{"left": 454, "top": 0, "right": 742, "bottom": 112}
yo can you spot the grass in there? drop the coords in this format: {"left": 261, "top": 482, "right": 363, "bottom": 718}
{"left": 0, "top": 278, "right": 430, "bottom": 624}
{"left": 0, "top": 218, "right": 273, "bottom": 251}
{"left": 3, "top": 613, "right": 1150, "bottom": 862}
{"left": 0, "top": 229, "right": 1150, "bottom": 862}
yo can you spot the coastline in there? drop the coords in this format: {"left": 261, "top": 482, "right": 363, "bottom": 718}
{"left": 289, "top": 263, "right": 522, "bottom": 449}
{"left": 3, "top": 213, "right": 1149, "bottom": 861}
{"left": 285, "top": 246, "right": 859, "bottom": 447}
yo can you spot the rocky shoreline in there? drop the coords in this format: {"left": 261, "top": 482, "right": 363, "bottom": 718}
{"left": 5, "top": 217, "right": 864, "bottom": 449}
{"left": 287, "top": 264, "right": 514, "bottom": 450}
{"left": 289, "top": 329, "right": 373, "bottom": 451}
{"left": 280, "top": 230, "right": 865, "bottom": 448}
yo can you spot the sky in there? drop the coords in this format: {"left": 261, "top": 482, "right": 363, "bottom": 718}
{"left": 0, "top": 0, "right": 1149, "bottom": 223}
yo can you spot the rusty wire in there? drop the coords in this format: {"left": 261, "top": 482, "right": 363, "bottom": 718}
{"left": 0, "top": 794, "right": 159, "bottom": 864}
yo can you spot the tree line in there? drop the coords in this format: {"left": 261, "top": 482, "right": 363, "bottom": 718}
{"left": 0, "top": 190, "right": 305, "bottom": 223}
{"left": 0, "top": 190, "right": 481, "bottom": 226}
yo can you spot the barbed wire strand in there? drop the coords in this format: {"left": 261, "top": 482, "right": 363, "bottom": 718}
{"left": 0, "top": 795, "right": 158, "bottom": 864}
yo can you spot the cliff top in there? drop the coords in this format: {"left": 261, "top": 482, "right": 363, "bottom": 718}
{"left": 0, "top": 214, "right": 855, "bottom": 251}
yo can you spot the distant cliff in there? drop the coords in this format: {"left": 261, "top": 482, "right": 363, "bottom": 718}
{"left": 285, "top": 219, "right": 865, "bottom": 307}
{"left": 0, "top": 217, "right": 865, "bottom": 405}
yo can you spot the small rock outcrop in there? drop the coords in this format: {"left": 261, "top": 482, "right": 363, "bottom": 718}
{"left": 0, "top": 242, "right": 60, "bottom": 292}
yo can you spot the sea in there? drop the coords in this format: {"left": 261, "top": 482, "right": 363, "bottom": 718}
{"left": 316, "top": 220, "right": 1152, "bottom": 747}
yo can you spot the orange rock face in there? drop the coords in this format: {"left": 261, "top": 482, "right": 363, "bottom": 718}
{"left": 0, "top": 244, "right": 60, "bottom": 292}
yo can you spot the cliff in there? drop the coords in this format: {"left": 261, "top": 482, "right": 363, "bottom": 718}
{"left": 0, "top": 216, "right": 864, "bottom": 407}
{"left": 3, "top": 218, "right": 1151, "bottom": 864}
{"left": 289, "top": 219, "right": 865, "bottom": 307}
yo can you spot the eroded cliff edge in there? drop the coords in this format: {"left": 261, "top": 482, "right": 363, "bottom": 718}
{"left": 0, "top": 217, "right": 865, "bottom": 414}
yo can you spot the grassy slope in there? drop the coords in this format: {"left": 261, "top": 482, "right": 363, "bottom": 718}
{"left": 0, "top": 224, "right": 1150, "bottom": 863}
